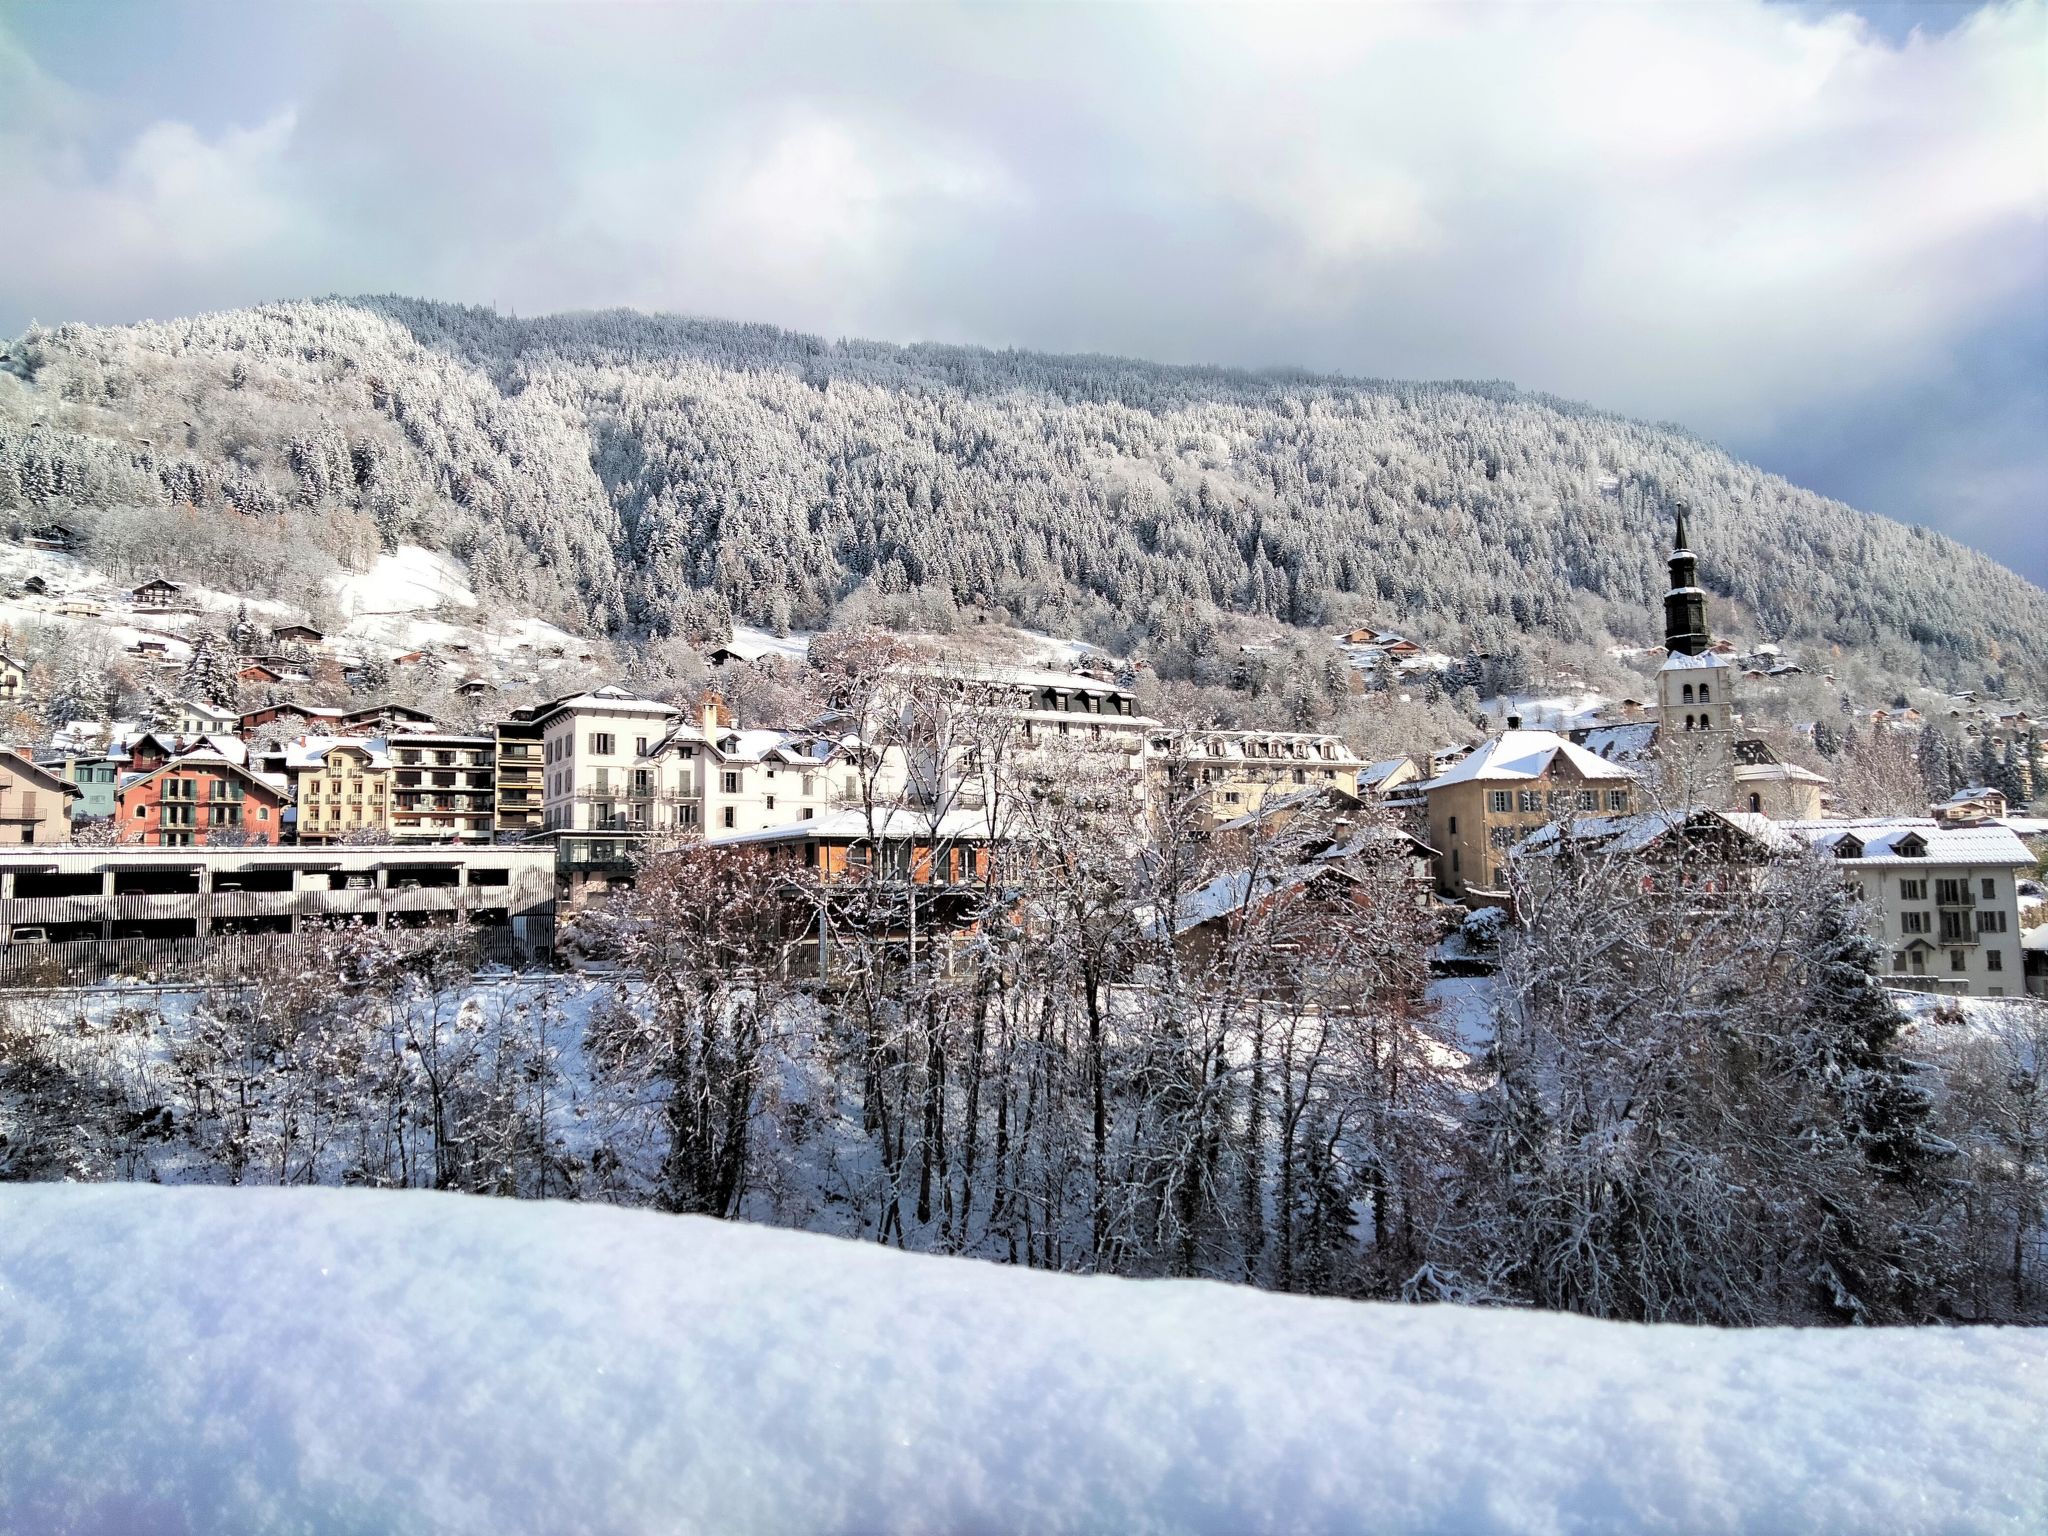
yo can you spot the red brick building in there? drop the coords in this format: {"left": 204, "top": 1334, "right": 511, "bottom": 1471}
{"left": 116, "top": 754, "right": 290, "bottom": 847}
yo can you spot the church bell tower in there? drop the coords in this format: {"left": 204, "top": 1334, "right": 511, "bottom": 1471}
{"left": 1654, "top": 502, "right": 1735, "bottom": 803}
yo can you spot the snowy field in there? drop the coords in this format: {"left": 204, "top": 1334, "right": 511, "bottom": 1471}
{"left": 0, "top": 1185, "right": 2041, "bottom": 1536}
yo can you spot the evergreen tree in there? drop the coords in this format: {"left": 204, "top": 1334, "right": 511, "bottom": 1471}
{"left": 180, "top": 632, "right": 238, "bottom": 708}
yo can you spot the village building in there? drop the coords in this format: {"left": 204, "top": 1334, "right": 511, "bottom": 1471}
{"left": 130, "top": 577, "right": 185, "bottom": 611}
{"left": 1792, "top": 819, "right": 2031, "bottom": 997}
{"left": 1517, "top": 807, "right": 1800, "bottom": 898}
{"left": 0, "top": 650, "right": 25, "bottom": 708}
{"left": 170, "top": 699, "right": 241, "bottom": 737}
{"left": 493, "top": 713, "right": 545, "bottom": 837}
{"left": 387, "top": 732, "right": 497, "bottom": 844}
{"left": 116, "top": 753, "right": 290, "bottom": 847}
{"left": 1358, "top": 755, "right": 1423, "bottom": 798}
{"left": 0, "top": 750, "right": 81, "bottom": 843}
{"left": 269, "top": 623, "right": 325, "bottom": 649}
{"left": 1149, "top": 728, "right": 1362, "bottom": 828}
{"left": 37, "top": 752, "right": 119, "bottom": 821}
{"left": 1417, "top": 727, "right": 1637, "bottom": 900}
{"left": 1933, "top": 785, "right": 2010, "bottom": 825}
{"left": 287, "top": 739, "right": 394, "bottom": 844}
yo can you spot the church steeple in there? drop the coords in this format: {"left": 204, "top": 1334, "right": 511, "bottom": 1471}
{"left": 1663, "top": 502, "right": 1710, "bottom": 656}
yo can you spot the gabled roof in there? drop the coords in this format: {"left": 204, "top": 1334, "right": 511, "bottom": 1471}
{"left": 1417, "top": 730, "right": 1634, "bottom": 790}
{"left": 1789, "top": 818, "right": 2033, "bottom": 868}
{"left": 118, "top": 752, "right": 290, "bottom": 800}
{"left": 0, "top": 751, "right": 83, "bottom": 799}
{"left": 1520, "top": 808, "right": 1800, "bottom": 859}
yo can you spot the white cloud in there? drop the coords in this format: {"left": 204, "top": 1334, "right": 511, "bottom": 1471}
{"left": 0, "top": 0, "right": 2041, "bottom": 564}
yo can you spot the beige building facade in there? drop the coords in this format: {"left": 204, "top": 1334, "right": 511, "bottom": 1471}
{"left": 1419, "top": 730, "right": 1637, "bottom": 899}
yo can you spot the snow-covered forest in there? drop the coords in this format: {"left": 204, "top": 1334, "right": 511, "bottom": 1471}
{"left": 3, "top": 297, "right": 2043, "bottom": 697}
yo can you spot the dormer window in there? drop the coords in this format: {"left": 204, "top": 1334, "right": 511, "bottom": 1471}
{"left": 1894, "top": 834, "right": 1927, "bottom": 859}
{"left": 1833, "top": 836, "right": 1864, "bottom": 860}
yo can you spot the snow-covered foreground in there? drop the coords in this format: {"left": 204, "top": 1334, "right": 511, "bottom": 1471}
{"left": 1, "top": 1187, "right": 2042, "bottom": 1536}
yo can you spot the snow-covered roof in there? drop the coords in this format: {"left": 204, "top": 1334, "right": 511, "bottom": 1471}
{"left": 283, "top": 735, "right": 393, "bottom": 771}
{"left": 1418, "top": 730, "right": 1634, "bottom": 790}
{"left": 529, "top": 687, "right": 681, "bottom": 724}
{"left": 1788, "top": 819, "right": 2034, "bottom": 868}
{"left": 1659, "top": 650, "right": 1731, "bottom": 673}
{"left": 1359, "top": 757, "right": 1415, "bottom": 790}
{"left": 1577, "top": 723, "right": 1658, "bottom": 763}
{"left": 1732, "top": 762, "right": 1830, "bottom": 785}
{"left": 1521, "top": 808, "right": 1801, "bottom": 858}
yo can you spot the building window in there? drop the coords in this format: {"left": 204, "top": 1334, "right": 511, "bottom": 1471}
{"left": 1988, "top": 949, "right": 2003, "bottom": 972}
{"left": 1575, "top": 790, "right": 1597, "bottom": 810}
{"left": 1518, "top": 791, "right": 1541, "bottom": 812}
{"left": 1747, "top": 793, "right": 1762, "bottom": 814}
{"left": 1950, "top": 949, "right": 1967, "bottom": 973}
{"left": 635, "top": 736, "right": 649, "bottom": 757}
{"left": 1899, "top": 879, "right": 1926, "bottom": 900}
{"left": 765, "top": 795, "right": 777, "bottom": 810}
{"left": 1607, "top": 789, "right": 1630, "bottom": 812}
{"left": 1981, "top": 877, "right": 1996, "bottom": 900}
{"left": 1451, "top": 850, "right": 1460, "bottom": 873}
{"left": 722, "top": 772, "right": 740, "bottom": 794}
{"left": 1699, "top": 684, "right": 1710, "bottom": 703}
{"left": 1488, "top": 791, "right": 1513, "bottom": 813}
{"left": 1902, "top": 911, "right": 1929, "bottom": 934}
{"left": 1447, "top": 816, "right": 1458, "bottom": 835}
{"left": 590, "top": 733, "right": 614, "bottom": 755}
{"left": 722, "top": 807, "right": 736, "bottom": 829}
{"left": 1682, "top": 684, "right": 1694, "bottom": 704}
{"left": 802, "top": 807, "right": 814, "bottom": 820}
{"left": 1976, "top": 910, "right": 2007, "bottom": 934}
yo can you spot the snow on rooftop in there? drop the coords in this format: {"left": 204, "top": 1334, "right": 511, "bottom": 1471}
{"left": 0, "top": 1185, "right": 2041, "bottom": 1536}
{"left": 1789, "top": 819, "right": 2035, "bottom": 867}
{"left": 1419, "top": 730, "right": 1635, "bottom": 790}
{"left": 1659, "top": 649, "right": 1732, "bottom": 672}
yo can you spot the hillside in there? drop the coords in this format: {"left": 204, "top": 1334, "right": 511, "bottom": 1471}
{"left": 3, "top": 296, "right": 2044, "bottom": 694}
{"left": 3, "top": 1184, "right": 2040, "bottom": 1535}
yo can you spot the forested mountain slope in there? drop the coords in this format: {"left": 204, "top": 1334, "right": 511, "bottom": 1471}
{"left": 2, "top": 296, "right": 2041, "bottom": 692}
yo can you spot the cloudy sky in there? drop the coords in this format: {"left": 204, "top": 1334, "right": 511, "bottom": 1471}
{"left": 2, "top": 1, "right": 2043, "bottom": 580}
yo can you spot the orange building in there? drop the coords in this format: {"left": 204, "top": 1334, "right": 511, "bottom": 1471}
{"left": 116, "top": 753, "right": 290, "bottom": 847}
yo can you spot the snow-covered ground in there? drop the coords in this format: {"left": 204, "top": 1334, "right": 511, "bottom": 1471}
{"left": 328, "top": 544, "right": 478, "bottom": 617}
{"left": 329, "top": 545, "right": 588, "bottom": 665}
{"left": 1, "top": 1185, "right": 2040, "bottom": 1536}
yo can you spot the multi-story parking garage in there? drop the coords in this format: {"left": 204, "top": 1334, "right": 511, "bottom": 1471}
{"left": 0, "top": 844, "right": 556, "bottom": 981}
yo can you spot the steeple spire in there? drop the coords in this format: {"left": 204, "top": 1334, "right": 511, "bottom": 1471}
{"left": 1663, "top": 501, "right": 1710, "bottom": 656}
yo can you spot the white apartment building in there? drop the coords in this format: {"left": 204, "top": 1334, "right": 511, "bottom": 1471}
{"left": 530, "top": 688, "right": 890, "bottom": 840}
{"left": 532, "top": 687, "right": 685, "bottom": 833}
{"left": 1794, "top": 819, "right": 2032, "bottom": 997}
